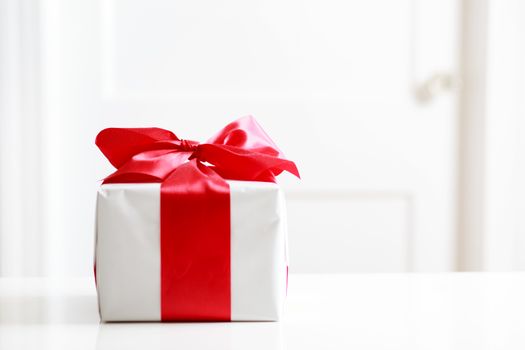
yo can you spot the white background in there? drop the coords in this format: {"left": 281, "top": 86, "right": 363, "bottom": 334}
{"left": 0, "top": 0, "right": 524, "bottom": 276}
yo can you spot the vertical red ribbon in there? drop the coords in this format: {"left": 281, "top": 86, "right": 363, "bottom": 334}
{"left": 160, "top": 161, "right": 231, "bottom": 321}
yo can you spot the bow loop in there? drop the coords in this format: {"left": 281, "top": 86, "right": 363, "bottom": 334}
{"left": 206, "top": 115, "right": 284, "bottom": 158}
{"left": 96, "top": 127, "right": 179, "bottom": 168}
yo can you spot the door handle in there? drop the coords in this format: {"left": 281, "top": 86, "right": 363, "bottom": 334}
{"left": 413, "top": 72, "right": 456, "bottom": 103}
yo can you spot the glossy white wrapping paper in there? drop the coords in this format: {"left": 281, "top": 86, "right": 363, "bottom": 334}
{"left": 95, "top": 181, "right": 288, "bottom": 321}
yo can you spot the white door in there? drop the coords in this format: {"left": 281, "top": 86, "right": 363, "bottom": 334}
{"left": 35, "top": 0, "right": 458, "bottom": 275}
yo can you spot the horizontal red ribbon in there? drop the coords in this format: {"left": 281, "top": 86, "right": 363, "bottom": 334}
{"left": 96, "top": 116, "right": 299, "bottom": 321}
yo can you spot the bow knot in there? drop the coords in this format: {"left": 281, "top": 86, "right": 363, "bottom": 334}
{"left": 178, "top": 139, "right": 198, "bottom": 153}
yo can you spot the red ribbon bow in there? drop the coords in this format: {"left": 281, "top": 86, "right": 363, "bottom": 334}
{"left": 96, "top": 116, "right": 299, "bottom": 321}
{"left": 96, "top": 115, "right": 299, "bottom": 184}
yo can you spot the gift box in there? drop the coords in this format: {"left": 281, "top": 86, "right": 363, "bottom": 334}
{"left": 94, "top": 116, "right": 299, "bottom": 322}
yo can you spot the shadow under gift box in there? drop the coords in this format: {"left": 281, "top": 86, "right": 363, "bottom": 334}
{"left": 95, "top": 180, "right": 288, "bottom": 322}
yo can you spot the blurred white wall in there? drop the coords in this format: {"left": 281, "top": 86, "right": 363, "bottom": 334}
{"left": 0, "top": 0, "right": 522, "bottom": 276}
{"left": 483, "top": 0, "right": 525, "bottom": 270}
{"left": 0, "top": 0, "right": 44, "bottom": 275}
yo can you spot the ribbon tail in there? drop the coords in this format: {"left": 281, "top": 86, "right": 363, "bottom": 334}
{"left": 196, "top": 143, "right": 300, "bottom": 182}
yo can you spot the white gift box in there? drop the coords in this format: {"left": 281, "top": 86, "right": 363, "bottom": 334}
{"left": 95, "top": 180, "right": 288, "bottom": 322}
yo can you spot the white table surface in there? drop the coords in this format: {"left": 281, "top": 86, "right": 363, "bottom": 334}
{"left": 1, "top": 273, "right": 525, "bottom": 349}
